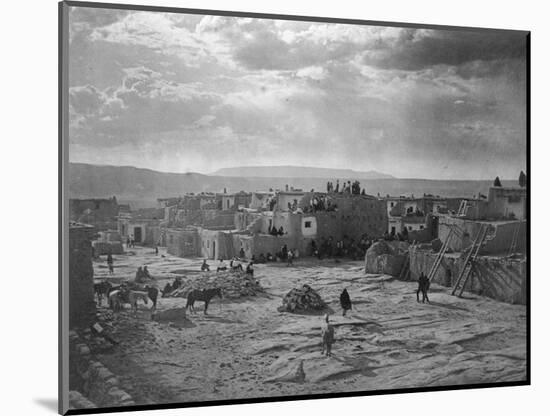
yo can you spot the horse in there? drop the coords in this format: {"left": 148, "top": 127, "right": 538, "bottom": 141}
{"left": 94, "top": 281, "right": 112, "bottom": 305}
{"left": 186, "top": 288, "right": 223, "bottom": 314}
{"left": 144, "top": 286, "right": 159, "bottom": 310}
{"left": 108, "top": 290, "right": 123, "bottom": 312}
{"left": 128, "top": 290, "right": 150, "bottom": 313}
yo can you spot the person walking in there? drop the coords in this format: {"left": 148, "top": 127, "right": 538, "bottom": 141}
{"left": 321, "top": 314, "right": 335, "bottom": 357}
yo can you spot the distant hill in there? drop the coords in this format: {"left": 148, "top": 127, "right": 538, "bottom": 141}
{"left": 68, "top": 163, "right": 516, "bottom": 209}
{"left": 212, "top": 166, "right": 394, "bottom": 179}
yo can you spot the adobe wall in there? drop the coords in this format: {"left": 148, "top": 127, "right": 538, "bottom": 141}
{"left": 438, "top": 217, "right": 526, "bottom": 254}
{"left": 166, "top": 229, "right": 199, "bottom": 257}
{"left": 69, "top": 226, "right": 97, "bottom": 329}
{"left": 408, "top": 247, "right": 526, "bottom": 305}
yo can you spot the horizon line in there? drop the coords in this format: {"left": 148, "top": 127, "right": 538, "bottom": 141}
{"left": 68, "top": 161, "right": 522, "bottom": 182}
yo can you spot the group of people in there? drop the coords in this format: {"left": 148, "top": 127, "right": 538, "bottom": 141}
{"left": 126, "top": 236, "right": 136, "bottom": 248}
{"left": 268, "top": 225, "right": 285, "bottom": 236}
{"left": 306, "top": 194, "right": 337, "bottom": 213}
{"left": 212, "top": 257, "right": 255, "bottom": 275}
{"left": 135, "top": 265, "right": 153, "bottom": 283}
{"left": 325, "top": 179, "right": 365, "bottom": 195}
{"left": 310, "top": 235, "right": 372, "bottom": 260}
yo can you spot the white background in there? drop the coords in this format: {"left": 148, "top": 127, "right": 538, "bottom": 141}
{"left": 1, "top": 0, "right": 547, "bottom": 415}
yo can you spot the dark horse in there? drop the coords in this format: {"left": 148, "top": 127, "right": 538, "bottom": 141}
{"left": 94, "top": 281, "right": 113, "bottom": 305}
{"left": 144, "top": 286, "right": 159, "bottom": 310}
{"left": 186, "top": 288, "right": 223, "bottom": 314}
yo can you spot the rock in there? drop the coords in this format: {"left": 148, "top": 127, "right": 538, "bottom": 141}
{"left": 69, "top": 390, "right": 96, "bottom": 409}
{"left": 365, "top": 241, "right": 407, "bottom": 276}
{"left": 265, "top": 360, "right": 306, "bottom": 383}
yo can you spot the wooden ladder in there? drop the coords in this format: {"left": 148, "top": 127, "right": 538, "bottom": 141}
{"left": 451, "top": 224, "right": 488, "bottom": 297}
{"left": 507, "top": 222, "right": 521, "bottom": 256}
{"left": 398, "top": 251, "right": 410, "bottom": 280}
{"left": 427, "top": 227, "right": 454, "bottom": 282}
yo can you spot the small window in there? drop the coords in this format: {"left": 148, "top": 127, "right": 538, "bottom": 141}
{"left": 304, "top": 221, "right": 312, "bottom": 228}
{"left": 420, "top": 225, "right": 424, "bottom": 230}
{"left": 408, "top": 226, "right": 413, "bottom": 231}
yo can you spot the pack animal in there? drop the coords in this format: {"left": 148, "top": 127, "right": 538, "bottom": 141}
{"left": 94, "top": 281, "right": 112, "bottom": 305}
{"left": 186, "top": 288, "right": 223, "bottom": 314}
{"left": 144, "top": 286, "right": 159, "bottom": 310}
{"left": 127, "top": 290, "right": 150, "bottom": 313}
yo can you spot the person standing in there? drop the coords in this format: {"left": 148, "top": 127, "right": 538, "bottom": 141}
{"left": 107, "top": 252, "right": 114, "bottom": 275}
{"left": 339, "top": 288, "right": 352, "bottom": 316}
{"left": 321, "top": 314, "right": 335, "bottom": 357}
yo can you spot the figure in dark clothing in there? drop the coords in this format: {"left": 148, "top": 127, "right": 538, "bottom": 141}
{"left": 201, "top": 259, "right": 210, "bottom": 271}
{"left": 270, "top": 226, "right": 278, "bottom": 236}
{"left": 246, "top": 262, "right": 254, "bottom": 276}
{"left": 281, "top": 244, "right": 288, "bottom": 260}
{"left": 143, "top": 266, "right": 153, "bottom": 280}
{"left": 335, "top": 180, "right": 340, "bottom": 193}
{"left": 135, "top": 266, "right": 145, "bottom": 282}
{"left": 155, "top": 246, "right": 159, "bottom": 255}
{"left": 417, "top": 272, "right": 430, "bottom": 303}
{"left": 107, "top": 253, "right": 114, "bottom": 275}
{"left": 340, "top": 288, "right": 352, "bottom": 316}
{"left": 278, "top": 226, "right": 284, "bottom": 236}
{"left": 172, "top": 277, "right": 182, "bottom": 290}
{"left": 239, "top": 248, "right": 246, "bottom": 259}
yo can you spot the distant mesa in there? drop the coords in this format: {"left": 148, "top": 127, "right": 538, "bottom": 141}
{"left": 211, "top": 166, "right": 394, "bottom": 179}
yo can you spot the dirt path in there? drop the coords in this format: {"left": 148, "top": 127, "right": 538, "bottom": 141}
{"left": 92, "top": 248, "right": 527, "bottom": 405}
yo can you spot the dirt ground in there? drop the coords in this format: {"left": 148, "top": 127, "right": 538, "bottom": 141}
{"left": 90, "top": 246, "right": 527, "bottom": 406}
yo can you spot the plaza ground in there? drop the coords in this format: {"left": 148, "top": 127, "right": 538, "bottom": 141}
{"left": 90, "top": 246, "right": 527, "bottom": 406}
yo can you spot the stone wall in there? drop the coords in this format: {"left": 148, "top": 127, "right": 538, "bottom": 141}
{"left": 408, "top": 247, "right": 527, "bottom": 304}
{"left": 69, "top": 225, "right": 97, "bottom": 329}
{"left": 69, "top": 331, "right": 135, "bottom": 410}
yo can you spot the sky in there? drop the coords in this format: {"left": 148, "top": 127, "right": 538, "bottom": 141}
{"left": 67, "top": 6, "right": 528, "bottom": 180}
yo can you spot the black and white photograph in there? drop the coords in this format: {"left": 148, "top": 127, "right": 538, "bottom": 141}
{"left": 59, "top": 1, "right": 529, "bottom": 414}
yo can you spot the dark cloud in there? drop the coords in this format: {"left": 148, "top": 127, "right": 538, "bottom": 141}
{"left": 364, "top": 29, "right": 527, "bottom": 72}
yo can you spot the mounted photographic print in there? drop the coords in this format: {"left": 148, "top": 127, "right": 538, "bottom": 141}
{"left": 59, "top": 1, "right": 530, "bottom": 414}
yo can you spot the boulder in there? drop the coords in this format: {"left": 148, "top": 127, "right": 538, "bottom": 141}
{"left": 365, "top": 241, "right": 407, "bottom": 276}
{"left": 265, "top": 360, "right": 306, "bottom": 383}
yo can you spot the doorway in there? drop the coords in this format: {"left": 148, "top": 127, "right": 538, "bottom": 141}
{"left": 134, "top": 227, "right": 142, "bottom": 243}
{"left": 212, "top": 241, "right": 216, "bottom": 260}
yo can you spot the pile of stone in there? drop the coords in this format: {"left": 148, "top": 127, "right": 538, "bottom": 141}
{"left": 278, "top": 284, "right": 326, "bottom": 313}
{"left": 167, "top": 270, "right": 264, "bottom": 299}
